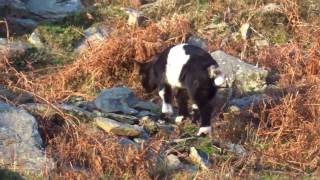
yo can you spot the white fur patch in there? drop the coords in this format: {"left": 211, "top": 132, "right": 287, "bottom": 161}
{"left": 159, "top": 89, "right": 173, "bottom": 114}
{"left": 197, "top": 126, "right": 212, "bottom": 136}
{"left": 214, "top": 74, "right": 225, "bottom": 86}
{"left": 175, "top": 116, "right": 184, "bottom": 124}
{"left": 166, "top": 44, "right": 190, "bottom": 88}
{"left": 192, "top": 104, "right": 198, "bottom": 110}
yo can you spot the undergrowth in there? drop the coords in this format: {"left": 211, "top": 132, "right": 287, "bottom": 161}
{"left": 1, "top": 0, "right": 320, "bottom": 179}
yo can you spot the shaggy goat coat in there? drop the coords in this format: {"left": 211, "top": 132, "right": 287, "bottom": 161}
{"left": 138, "top": 43, "right": 224, "bottom": 136}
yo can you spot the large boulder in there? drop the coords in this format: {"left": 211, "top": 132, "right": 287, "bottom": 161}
{"left": 0, "top": 102, "right": 54, "bottom": 174}
{"left": 211, "top": 50, "right": 268, "bottom": 96}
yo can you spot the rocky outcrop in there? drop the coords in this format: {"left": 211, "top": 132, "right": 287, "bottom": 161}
{"left": 0, "top": 102, "right": 54, "bottom": 174}
{"left": 211, "top": 50, "right": 268, "bottom": 96}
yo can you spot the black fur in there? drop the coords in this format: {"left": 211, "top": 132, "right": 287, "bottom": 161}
{"left": 137, "top": 44, "right": 222, "bottom": 129}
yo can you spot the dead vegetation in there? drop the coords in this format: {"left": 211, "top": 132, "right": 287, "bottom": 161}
{"left": 1, "top": 0, "right": 320, "bottom": 179}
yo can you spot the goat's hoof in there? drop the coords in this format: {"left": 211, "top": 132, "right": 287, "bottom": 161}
{"left": 196, "top": 126, "right": 212, "bottom": 136}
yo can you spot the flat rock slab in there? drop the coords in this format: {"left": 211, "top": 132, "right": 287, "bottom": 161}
{"left": 95, "top": 117, "right": 141, "bottom": 137}
{"left": 94, "top": 87, "right": 139, "bottom": 115}
{"left": 211, "top": 50, "right": 268, "bottom": 96}
{"left": 0, "top": 102, "right": 54, "bottom": 174}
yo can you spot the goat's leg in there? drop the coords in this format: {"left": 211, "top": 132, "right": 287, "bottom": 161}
{"left": 175, "top": 88, "right": 190, "bottom": 124}
{"left": 159, "top": 84, "right": 173, "bottom": 117}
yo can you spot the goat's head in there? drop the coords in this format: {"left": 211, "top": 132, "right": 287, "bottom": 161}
{"left": 135, "top": 59, "right": 158, "bottom": 93}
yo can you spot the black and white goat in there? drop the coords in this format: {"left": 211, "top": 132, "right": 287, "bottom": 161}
{"left": 136, "top": 43, "right": 225, "bottom": 136}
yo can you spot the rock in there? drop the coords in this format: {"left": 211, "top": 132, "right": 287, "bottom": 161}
{"left": 259, "top": 3, "right": 282, "bottom": 14}
{"left": 26, "top": 0, "right": 83, "bottom": 19}
{"left": 75, "top": 24, "right": 110, "bottom": 52}
{"left": 28, "top": 31, "right": 44, "bottom": 48}
{"left": 0, "top": 38, "right": 30, "bottom": 58}
{"left": 133, "top": 100, "right": 159, "bottom": 112}
{"left": 94, "top": 87, "right": 139, "bottom": 115}
{"left": 211, "top": 50, "right": 268, "bottom": 96}
{"left": 255, "top": 39, "right": 269, "bottom": 49}
{"left": 0, "top": 101, "right": 54, "bottom": 174}
{"left": 226, "top": 143, "right": 247, "bottom": 156}
{"left": 5, "top": 17, "right": 38, "bottom": 36}
{"left": 187, "top": 36, "right": 208, "bottom": 52}
{"left": 0, "top": 85, "right": 33, "bottom": 104}
{"left": 165, "top": 154, "right": 182, "bottom": 171}
{"left": 118, "top": 137, "right": 139, "bottom": 149}
{"left": 189, "top": 147, "right": 210, "bottom": 170}
{"left": 137, "top": 110, "right": 156, "bottom": 118}
{"left": 22, "top": 103, "right": 96, "bottom": 122}
{"left": 95, "top": 117, "right": 141, "bottom": 137}
{"left": 139, "top": 116, "right": 159, "bottom": 134}
{"left": 229, "top": 94, "right": 270, "bottom": 110}
{"left": 239, "top": 23, "right": 251, "bottom": 40}
{"left": 125, "top": 8, "right": 145, "bottom": 26}
{"left": 0, "top": 0, "right": 83, "bottom": 20}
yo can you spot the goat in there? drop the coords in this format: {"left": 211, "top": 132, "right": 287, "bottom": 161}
{"left": 136, "top": 43, "right": 225, "bottom": 136}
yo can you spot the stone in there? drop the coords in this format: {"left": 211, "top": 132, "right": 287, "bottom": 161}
{"left": 255, "top": 39, "right": 269, "bottom": 49}
{"left": 165, "top": 154, "right": 182, "bottom": 171}
{"left": 259, "top": 3, "right": 282, "bottom": 14}
{"left": 0, "top": 101, "right": 54, "bottom": 174}
{"left": 137, "top": 110, "right": 156, "bottom": 118}
{"left": 126, "top": 8, "right": 145, "bottom": 26}
{"left": 0, "top": 0, "right": 83, "bottom": 20}
{"left": 5, "top": 17, "right": 38, "bottom": 36}
{"left": 118, "top": 137, "right": 139, "bottom": 149}
{"left": 139, "top": 116, "right": 159, "bottom": 134}
{"left": 0, "top": 38, "right": 30, "bottom": 58}
{"left": 239, "top": 23, "right": 251, "bottom": 40}
{"left": 94, "top": 87, "right": 139, "bottom": 115}
{"left": 187, "top": 36, "right": 208, "bottom": 52}
{"left": 26, "top": 0, "right": 83, "bottom": 19}
{"left": 229, "top": 94, "right": 270, "bottom": 110}
{"left": 189, "top": 147, "right": 210, "bottom": 170}
{"left": 133, "top": 100, "right": 159, "bottom": 112}
{"left": 75, "top": 24, "right": 110, "bottom": 52}
{"left": 95, "top": 117, "right": 141, "bottom": 137}
{"left": 211, "top": 50, "right": 268, "bottom": 96}
{"left": 0, "top": 85, "right": 33, "bottom": 104}
{"left": 28, "top": 31, "right": 44, "bottom": 48}
{"left": 226, "top": 143, "right": 247, "bottom": 156}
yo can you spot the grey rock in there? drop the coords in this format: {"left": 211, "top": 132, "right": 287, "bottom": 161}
{"left": 133, "top": 100, "right": 159, "bottom": 112}
{"left": 165, "top": 154, "right": 182, "bottom": 171}
{"left": 75, "top": 24, "right": 110, "bottom": 52}
{"left": 0, "top": 0, "right": 83, "bottom": 20}
{"left": 0, "top": 38, "right": 30, "bottom": 57}
{"left": 28, "top": 31, "right": 43, "bottom": 48}
{"left": 0, "top": 85, "right": 33, "bottom": 104}
{"left": 0, "top": 101, "right": 54, "bottom": 174}
{"left": 259, "top": 3, "right": 282, "bottom": 14}
{"left": 94, "top": 87, "right": 139, "bottom": 115}
{"left": 189, "top": 147, "right": 210, "bottom": 170}
{"left": 119, "top": 137, "right": 139, "bottom": 149}
{"left": 226, "top": 143, "right": 247, "bottom": 156}
{"left": 239, "top": 23, "right": 251, "bottom": 40}
{"left": 26, "top": 0, "right": 83, "bottom": 19}
{"left": 255, "top": 39, "right": 269, "bottom": 49}
{"left": 95, "top": 117, "right": 141, "bottom": 137}
{"left": 187, "top": 36, "right": 208, "bottom": 52}
{"left": 137, "top": 110, "right": 156, "bottom": 118}
{"left": 229, "top": 94, "right": 269, "bottom": 110}
{"left": 5, "top": 17, "right": 38, "bottom": 35}
{"left": 126, "top": 8, "right": 145, "bottom": 26}
{"left": 211, "top": 50, "right": 268, "bottom": 96}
